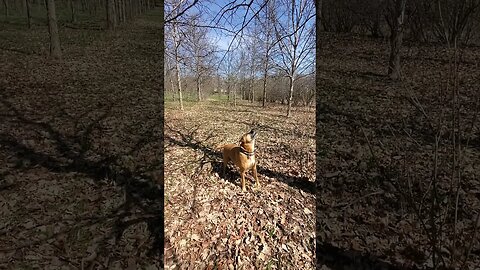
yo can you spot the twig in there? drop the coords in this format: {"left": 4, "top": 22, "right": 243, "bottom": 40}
{"left": 334, "top": 191, "right": 385, "bottom": 208}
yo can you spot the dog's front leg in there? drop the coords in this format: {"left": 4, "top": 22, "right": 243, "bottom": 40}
{"left": 253, "top": 163, "right": 260, "bottom": 189}
{"left": 240, "top": 170, "right": 246, "bottom": 192}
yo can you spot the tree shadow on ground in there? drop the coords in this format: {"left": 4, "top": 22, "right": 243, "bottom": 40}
{"left": 0, "top": 96, "right": 164, "bottom": 265}
{"left": 165, "top": 124, "right": 315, "bottom": 194}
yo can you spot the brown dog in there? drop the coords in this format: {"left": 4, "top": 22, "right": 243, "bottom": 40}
{"left": 218, "top": 129, "right": 260, "bottom": 192}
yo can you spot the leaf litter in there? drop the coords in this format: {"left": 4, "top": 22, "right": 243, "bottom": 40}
{"left": 0, "top": 13, "right": 163, "bottom": 269}
{"left": 164, "top": 101, "right": 315, "bottom": 269}
{"left": 317, "top": 33, "right": 480, "bottom": 269}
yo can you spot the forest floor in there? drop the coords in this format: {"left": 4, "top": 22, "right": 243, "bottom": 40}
{"left": 317, "top": 33, "right": 480, "bottom": 269}
{"left": 164, "top": 101, "right": 316, "bottom": 269}
{"left": 0, "top": 11, "right": 163, "bottom": 269}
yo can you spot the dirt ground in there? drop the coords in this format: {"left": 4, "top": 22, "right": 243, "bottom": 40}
{"left": 164, "top": 101, "right": 316, "bottom": 269}
{"left": 0, "top": 13, "right": 163, "bottom": 269}
{"left": 317, "top": 33, "right": 480, "bottom": 269}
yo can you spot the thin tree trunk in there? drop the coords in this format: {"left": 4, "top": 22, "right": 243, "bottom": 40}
{"left": 287, "top": 75, "right": 294, "bottom": 117}
{"left": 117, "top": 0, "right": 121, "bottom": 23}
{"left": 20, "top": 0, "right": 25, "bottom": 14}
{"left": 113, "top": 0, "right": 117, "bottom": 26}
{"left": 195, "top": 50, "right": 202, "bottom": 101}
{"left": 196, "top": 77, "right": 201, "bottom": 101}
{"left": 69, "top": 0, "right": 76, "bottom": 23}
{"left": 172, "top": 21, "right": 184, "bottom": 110}
{"left": 117, "top": 0, "right": 121, "bottom": 22}
{"left": 174, "top": 63, "right": 183, "bottom": 110}
{"left": 106, "top": 0, "right": 115, "bottom": 30}
{"left": 46, "top": 0, "right": 61, "bottom": 59}
{"left": 262, "top": 65, "right": 267, "bottom": 107}
{"left": 233, "top": 83, "right": 237, "bottom": 107}
{"left": 3, "top": 0, "right": 8, "bottom": 19}
{"left": 129, "top": 0, "right": 133, "bottom": 19}
{"left": 250, "top": 80, "right": 254, "bottom": 103}
{"left": 169, "top": 74, "right": 176, "bottom": 102}
{"left": 121, "top": 0, "right": 126, "bottom": 22}
{"left": 114, "top": 0, "right": 119, "bottom": 23}
{"left": 262, "top": 35, "right": 269, "bottom": 107}
{"left": 388, "top": 27, "right": 403, "bottom": 79}
{"left": 387, "top": 0, "right": 406, "bottom": 80}
{"left": 227, "top": 83, "right": 231, "bottom": 101}
{"left": 25, "top": 0, "right": 31, "bottom": 28}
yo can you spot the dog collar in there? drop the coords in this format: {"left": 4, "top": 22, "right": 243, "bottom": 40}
{"left": 240, "top": 147, "right": 255, "bottom": 157}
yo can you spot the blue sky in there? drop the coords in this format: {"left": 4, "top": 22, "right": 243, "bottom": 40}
{"left": 177, "top": 0, "right": 315, "bottom": 76}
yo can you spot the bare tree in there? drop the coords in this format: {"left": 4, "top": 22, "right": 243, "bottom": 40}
{"left": 433, "top": 0, "right": 480, "bottom": 45}
{"left": 385, "top": 0, "right": 407, "bottom": 80}
{"left": 273, "top": 0, "right": 315, "bottom": 117}
{"left": 258, "top": 1, "right": 276, "bottom": 107}
{"left": 164, "top": 0, "right": 190, "bottom": 110}
{"left": 165, "top": 0, "right": 198, "bottom": 24}
{"left": 172, "top": 22, "right": 184, "bottom": 110}
{"left": 46, "top": 0, "right": 61, "bottom": 59}
{"left": 321, "top": 0, "right": 357, "bottom": 32}
{"left": 259, "top": 2, "right": 275, "bottom": 107}
{"left": 246, "top": 24, "right": 260, "bottom": 103}
{"left": 184, "top": 16, "right": 216, "bottom": 102}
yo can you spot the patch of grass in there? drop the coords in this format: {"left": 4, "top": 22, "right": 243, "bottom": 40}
{"left": 208, "top": 93, "right": 229, "bottom": 101}
{"left": 265, "top": 225, "right": 276, "bottom": 239}
{"left": 164, "top": 100, "right": 197, "bottom": 110}
{"left": 164, "top": 92, "right": 200, "bottom": 103}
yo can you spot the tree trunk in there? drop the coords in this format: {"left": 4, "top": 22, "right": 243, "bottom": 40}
{"left": 3, "top": 0, "right": 8, "bottom": 19}
{"left": 46, "top": 0, "right": 61, "bottom": 59}
{"left": 114, "top": 0, "right": 119, "bottom": 23}
{"left": 196, "top": 77, "right": 201, "bottom": 102}
{"left": 262, "top": 65, "right": 267, "bottom": 107}
{"left": 227, "top": 83, "right": 231, "bottom": 101}
{"left": 20, "top": 0, "right": 25, "bottom": 14}
{"left": 233, "top": 84, "right": 237, "bottom": 107}
{"left": 174, "top": 63, "right": 183, "bottom": 110}
{"left": 388, "top": 27, "right": 403, "bottom": 79}
{"left": 286, "top": 75, "right": 294, "bottom": 117}
{"left": 69, "top": 0, "right": 76, "bottom": 23}
{"left": 172, "top": 22, "right": 184, "bottom": 110}
{"left": 387, "top": 0, "right": 406, "bottom": 80}
{"left": 118, "top": 0, "right": 122, "bottom": 23}
{"left": 25, "top": 0, "right": 31, "bottom": 28}
{"left": 116, "top": 0, "right": 121, "bottom": 22}
{"left": 251, "top": 81, "right": 254, "bottom": 103}
{"left": 169, "top": 73, "right": 176, "bottom": 102}
{"left": 106, "top": 0, "right": 116, "bottom": 30}
{"left": 121, "top": 0, "right": 126, "bottom": 22}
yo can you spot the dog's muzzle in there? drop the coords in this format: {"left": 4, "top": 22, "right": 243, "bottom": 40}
{"left": 249, "top": 129, "right": 257, "bottom": 139}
